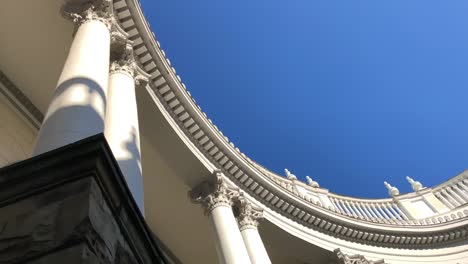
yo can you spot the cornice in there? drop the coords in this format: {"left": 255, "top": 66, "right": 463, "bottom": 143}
{"left": 0, "top": 70, "right": 43, "bottom": 129}
{"left": 113, "top": 0, "right": 468, "bottom": 248}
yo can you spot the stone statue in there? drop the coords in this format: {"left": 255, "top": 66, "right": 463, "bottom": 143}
{"left": 284, "top": 168, "right": 297, "bottom": 180}
{"left": 384, "top": 181, "right": 399, "bottom": 197}
{"left": 406, "top": 176, "right": 423, "bottom": 192}
{"left": 306, "top": 176, "right": 319, "bottom": 188}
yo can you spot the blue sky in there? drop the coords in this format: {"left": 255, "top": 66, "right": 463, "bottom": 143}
{"left": 141, "top": 0, "right": 468, "bottom": 198}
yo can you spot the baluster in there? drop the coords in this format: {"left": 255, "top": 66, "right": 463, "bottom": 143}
{"left": 387, "top": 202, "right": 402, "bottom": 220}
{"left": 328, "top": 197, "right": 337, "bottom": 210}
{"left": 369, "top": 203, "right": 385, "bottom": 220}
{"left": 364, "top": 203, "right": 379, "bottom": 219}
{"left": 349, "top": 201, "right": 363, "bottom": 218}
{"left": 338, "top": 199, "right": 349, "bottom": 215}
{"left": 344, "top": 200, "right": 358, "bottom": 217}
{"left": 453, "top": 184, "right": 468, "bottom": 203}
{"left": 448, "top": 186, "right": 465, "bottom": 205}
{"left": 435, "top": 191, "right": 454, "bottom": 209}
{"left": 361, "top": 203, "right": 375, "bottom": 219}
{"left": 382, "top": 203, "right": 396, "bottom": 220}
{"left": 442, "top": 189, "right": 460, "bottom": 208}
{"left": 458, "top": 181, "right": 468, "bottom": 195}
{"left": 339, "top": 200, "right": 352, "bottom": 216}
{"left": 376, "top": 203, "right": 391, "bottom": 220}
{"left": 457, "top": 181, "right": 468, "bottom": 196}
{"left": 353, "top": 202, "right": 368, "bottom": 220}
{"left": 332, "top": 198, "right": 345, "bottom": 214}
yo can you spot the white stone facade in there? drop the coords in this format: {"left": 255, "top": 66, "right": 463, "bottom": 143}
{"left": 1, "top": 0, "right": 468, "bottom": 263}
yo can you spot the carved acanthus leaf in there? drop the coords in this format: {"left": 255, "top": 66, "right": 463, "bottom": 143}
{"left": 333, "top": 249, "right": 385, "bottom": 264}
{"left": 110, "top": 42, "right": 150, "bottom": 87}
{"left": 110, "top": 44, "right": 136, "bottom": 76}
{"left": 234, "top": 196, "right": 264, "bottom": 231}
{"left": 189, "top": 170, "right": 240, "bottom": 214}
{"left": 61, "top": 0, "right": 113, "bottom": 29}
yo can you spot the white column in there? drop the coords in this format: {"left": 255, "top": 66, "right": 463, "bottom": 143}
{"left": 105, "top": 43, "right": 148, "bottom": 213}
{"left": 33, "top": 3, "right": 112, "bottom": 155}
{"left": 190, "top": 171, "right": 251, "bottom": 264}
{"left": 234, "top": 197, "right": 271, "bottom": 264}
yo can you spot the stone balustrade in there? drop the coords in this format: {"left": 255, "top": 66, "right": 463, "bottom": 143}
{"left": 263, "top": 167, "right": 468, "bottom": 227}
{"left": 327, "top": 195, "right": 409, "bottom": 223}
{"left": 433, "top": 171, "right": 468, "bottom": 209}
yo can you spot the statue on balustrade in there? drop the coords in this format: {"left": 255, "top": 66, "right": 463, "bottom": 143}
{"left": 384, "top": 181, "right": 399, "bottom": 197}
{"left": 406, "top": 176, "right": 424, "bottom": 192}
{"left": 284, "top": 168, "right": 297, "bottom": 180}
{"left": 306, "top": 176, "right": 320, "bottom": 188}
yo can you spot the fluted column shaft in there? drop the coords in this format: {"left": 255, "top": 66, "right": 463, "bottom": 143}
{"left": 235, "top": 198, "right": 271, "bottom": 264}
{"left": 34, "top": 2, "right": 113, "bottom": 155}
{"left": 105, "top": 43, "right": 148, "bottom": 213}
{"left": 190, "top": 171, "right": 251, "bottom": 264}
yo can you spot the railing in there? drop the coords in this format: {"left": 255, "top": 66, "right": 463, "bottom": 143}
{"left": 257, "top": 163, "right": 468, "bottom": 226}
{"left": 327, "top": 194, "right": 410, "bottom": 224}
{"left": 433, "top": 172, "right": 468, "bottom": 210}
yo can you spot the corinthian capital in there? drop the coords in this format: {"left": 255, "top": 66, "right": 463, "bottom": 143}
{"left": 189, "top": 170, "right": 240, "bottom": 215}
{"left": 110, "top": 43, "right": 150, "bottom": 86}
{"left": 110, "top": 44, "right": 135, "bottom": 76}
{"left": 234, "top": 196, "right": 264, "bottom": 231}
{"left": 61, "top": 0, "right": 114, "bottom": 29}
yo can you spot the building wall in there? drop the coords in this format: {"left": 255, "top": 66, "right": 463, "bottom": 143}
{"left": 0, "top": 95, "right": 36, "bottom": 166}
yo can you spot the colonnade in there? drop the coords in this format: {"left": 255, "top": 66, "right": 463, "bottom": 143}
{"left": 190, "top": 170, "right": 272, "bottom": 264}
{"left": 32, "top": 0, "right": 146, "bottom": 212}
{"left": 33, "top": 2, "right": 271, "bottom": 261}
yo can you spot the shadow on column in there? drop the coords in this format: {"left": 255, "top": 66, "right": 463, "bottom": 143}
{"left": 34, "top": 77, "right": 107, "bottom": 153}
{"left": 117, "top": 126, "right": 144, "bottom": 210}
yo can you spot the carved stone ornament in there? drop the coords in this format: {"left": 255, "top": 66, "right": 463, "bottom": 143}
{"left": 406, "top": 176, "right": 424, "bottom": 192}
{"left": 189, "top": 170, "right": 240, "bottom": 215}
{"left": 285, "top": 168, "right": 297, "bottom": 180}
{"left": 383, "top": 181, "right": 399, "bottom": 197}
{"left": 61, "top": 0, "right": 114, "bottom": 29}
{"left": 110, "top": 44, "right": 136, "bottom": 76}
{"left": 333, "top": 249, "right": 385, "bottom": 264}
{"left": 233, "top": 196, "right": 264, "bottom": 231}
{"left": 306, "top": 176, "right": 320, "bottom": 188}
{"left": 110, "top": 42, "right": 150, "bottom": 87}
{"left": 110, "top": 17, "right": 129, "bottom": 47}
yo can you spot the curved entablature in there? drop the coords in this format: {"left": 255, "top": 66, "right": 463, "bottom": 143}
{"left": 112, "top": 0, "right": 468, "bottom": 248}
{"left": 253, "top": 161, "right": 468, "bottom": 225}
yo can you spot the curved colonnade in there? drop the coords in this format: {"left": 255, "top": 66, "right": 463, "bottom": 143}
{"left": 108, "top": 0, "right": 468, "bottom": 262}
{"left": 11, "top": 0, "right": 468, "bottom": 263}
